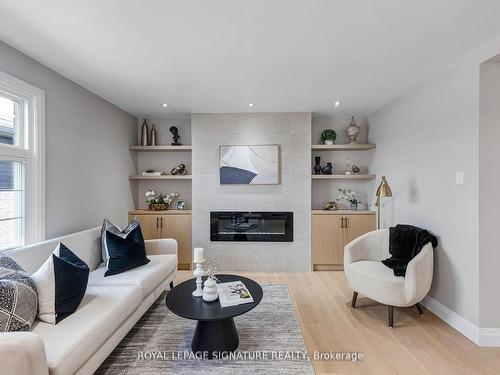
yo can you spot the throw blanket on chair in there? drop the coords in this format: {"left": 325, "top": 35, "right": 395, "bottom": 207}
{"left": 382, "top": 224, "right": 438, "bottom": 277}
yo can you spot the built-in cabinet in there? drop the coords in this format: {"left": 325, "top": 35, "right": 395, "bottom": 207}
{"left": 128, "top": 210, "right": 192, "bottom": 270}
{"left": 312, "top": 211, "right": 375, "bottom": 271}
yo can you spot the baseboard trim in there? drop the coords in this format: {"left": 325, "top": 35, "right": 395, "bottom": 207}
{"left": 421, "top": 296, "right": 479, "bottom": 345}
{"left": 478, "top": 328, "right": 500, "bottom": 346}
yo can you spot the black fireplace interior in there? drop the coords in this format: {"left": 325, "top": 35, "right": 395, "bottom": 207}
{"left": 210, "top": 212, "right": 293, "bottom": 242}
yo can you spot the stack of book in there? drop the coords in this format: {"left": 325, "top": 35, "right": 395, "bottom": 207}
{"left": 216, "top": 281, "right": 254, "bottom": 308}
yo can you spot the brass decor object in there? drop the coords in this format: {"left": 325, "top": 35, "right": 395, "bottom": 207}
{"left": 375, "top": 176, "right": 392, "bottom": 229}
{"left": 150, "top": 124, "right": 157, "bottom": 146}
{"left": 323, "top": 201, "right": 340, "bottom": 211}
{"left": 140, "top": 118, "right": 149, "bottom": 146}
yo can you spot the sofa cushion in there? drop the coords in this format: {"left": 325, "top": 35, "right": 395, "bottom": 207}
{"left": 32, "top": 284, "right": 141, "bottom": 375}
{"left": 0, "top": 257, "right": 37, "bottom": 332}
{"left": 347, "top": 260, "right": 406, "bottom": 306}
{"left": 88, "top": 254, "right": 176, "bottom": 298}
{"left": 32, "top": 243, "right": 90, "bottom": 324}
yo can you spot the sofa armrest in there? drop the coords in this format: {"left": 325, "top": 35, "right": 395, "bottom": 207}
{"left": 145, "top": 238, "right": 178, "bottom": 256}
{"left": 405, "top": 243, "right": 434, "bottom": 305}
{"left": 0, "top": 332, "right": 48, "bottom": 375}
{"left": 344, "top": 229, "right": 388, "bottom": 269}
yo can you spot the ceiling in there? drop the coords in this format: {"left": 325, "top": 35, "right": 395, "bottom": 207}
{"left": 1, "top": 0, "right": 500, "bottom": 118}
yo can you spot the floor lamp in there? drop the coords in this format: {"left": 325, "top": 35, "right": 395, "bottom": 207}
{"left": 375, "top": 176, "right": 392, "bottom": 229}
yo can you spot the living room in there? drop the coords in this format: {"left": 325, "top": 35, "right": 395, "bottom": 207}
{"left": 1, "top": 1, "right": 500, "bottom": 374}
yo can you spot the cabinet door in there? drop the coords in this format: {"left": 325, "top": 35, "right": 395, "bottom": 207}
{"left": 343, "top": 214, "right": 376, "bottom": 245}
{"left": 160, "top": 214, "right": 192, "bottom": 270}
{"left": 131, "top": 214, "right": 159, "bottom": 240}
{"left": 312, "top": 214, "right": 344, "bottom": 266}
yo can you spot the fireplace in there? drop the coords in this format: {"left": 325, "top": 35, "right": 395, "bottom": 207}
{"left": 210, "top": 212, "right": 293, "bottom": 242}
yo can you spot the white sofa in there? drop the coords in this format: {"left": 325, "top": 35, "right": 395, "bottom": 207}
{"left": 0, "top": 227, "right": 178, "bottom": 375}
{"left": 344, "top": 229, "right": 433, "bottom": 327}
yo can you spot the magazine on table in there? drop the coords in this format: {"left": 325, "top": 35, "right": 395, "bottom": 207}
{"left": 217, "top": 281, "right": 254, "bottom": 308}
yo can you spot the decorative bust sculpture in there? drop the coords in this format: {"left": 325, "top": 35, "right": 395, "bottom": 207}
{"left": 346, "top": 115, "right": 360, "bottom": 144}
{"left": 170, "top": 126, "right": 181, "bottom": 146}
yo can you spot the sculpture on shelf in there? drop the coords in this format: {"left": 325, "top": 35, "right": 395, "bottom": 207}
{"left": 314, "top": 156, "right": 322, "bottom": 175}
{"left": 323, "top": 201, "right": 340, "bottom": 211}
{"left": 171, "top": 163, "right": 187, "bottom": 175}
{"left": 321, "top": 162, "right": 333, "bottom": 175}
{"left": 150, "top": 124, "right": 157, "bottom": 146}
{"left": 351, "top": 165, "right": 361, "bottom": 174}
{"left": 140, "top": 118, "right": 149, "bottom": 146}
{"left": 346, "top": 115, "right": 360, "bottom": 144}
{"left": 170, "top": 126, "right": 181, "bottom": 146}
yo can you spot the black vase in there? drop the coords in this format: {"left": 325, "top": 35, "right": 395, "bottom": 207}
{"left": 314, "top": 156, "right": 322, "bottom": 175}
{"left": 322, "top": 162, "right": 333, "bottom": 175}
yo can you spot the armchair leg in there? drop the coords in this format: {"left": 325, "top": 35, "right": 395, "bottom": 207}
{"left": 351, "top": 291, "right": 358, "bottom": 308}
{"left": 169, "top": 281, "right": 174, "bottom": 290}
{"left": 388, "top": 306, "right": 394, "bottom": 327}
{"left": 416, "top": 303, "right": 424, "bottom": 315}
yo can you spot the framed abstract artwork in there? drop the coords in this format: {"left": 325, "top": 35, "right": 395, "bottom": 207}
{"left": 219, "top": 145, "right": 279, "bottom": 185}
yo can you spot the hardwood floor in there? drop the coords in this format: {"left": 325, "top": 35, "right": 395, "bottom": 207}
{"left": 175, "top": 271, "right": 500, "bottom": 374}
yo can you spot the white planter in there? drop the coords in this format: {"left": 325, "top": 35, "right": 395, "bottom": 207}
{"left": 202, "top": 278, "right": 219, "bottom": 302}
{"left": 324, "top": 140, "right": 334, "bottom": 145}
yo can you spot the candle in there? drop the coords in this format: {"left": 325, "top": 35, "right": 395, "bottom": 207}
{"left": 193, "top": 247, "right": 204, "bottom": 263}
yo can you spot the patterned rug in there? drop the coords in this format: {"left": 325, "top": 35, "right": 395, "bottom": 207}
{"left": 96, "top": 284, "right": 314, "bottom": 374}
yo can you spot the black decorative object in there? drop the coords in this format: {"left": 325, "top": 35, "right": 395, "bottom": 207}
{"left": 165, "top": 274, "right": 263, "bottom": 359}
{"left": 352, "top": 164, "right": 361, "bottom": 174}
{"left": 211, "top": 212, "right": 293, "bottom": 242}
{"left": 171, "top": 163, "right": 186, "bottom": 175}
{"left": 170, "top": 126, "right": 181, "bottom": 146}
{"left": 321, "top": 162, "right": 333, "bottom": 175}
{"left": 314, "top": 156, "right": 322, "bottom": 175}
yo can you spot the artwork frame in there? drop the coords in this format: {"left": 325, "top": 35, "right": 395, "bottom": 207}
{"left": 176, "top": 199, "right": 186, "bottom": 210}
{"left": 219, "top": 144, "right": 280, "bottom": 185}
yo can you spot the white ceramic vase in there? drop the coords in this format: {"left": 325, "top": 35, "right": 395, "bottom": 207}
{"left": 202, "top": 278, "right": 218, "bottom": 302}
{"left": 324, "top": 139, "right": 334, "bottom": 145}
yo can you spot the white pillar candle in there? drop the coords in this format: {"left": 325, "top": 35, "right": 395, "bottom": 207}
{"left": 193, "top": 247, "right": 204, "bottom": 263}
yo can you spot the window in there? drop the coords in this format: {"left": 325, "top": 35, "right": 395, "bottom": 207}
{"left": 0, "top": 72, "right": 45, "bottom": 252}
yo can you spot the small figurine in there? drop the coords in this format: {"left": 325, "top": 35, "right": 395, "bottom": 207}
{"left": 171, "top": 163, "right": 187, "bottom": 175}
{"left": 314, "top": 156, "right": 322, "bottom": 175}
{"left": 346, "top": 115, "right": 360, "bottom": 144}
{"left": 351, "top": 165, "right": 361, "bottom": 174}
{"left": 321, "top": 162, "right": 333, "bottom": 175}
{"left": 170, "top": 126, "right": 181, "bottom": 146}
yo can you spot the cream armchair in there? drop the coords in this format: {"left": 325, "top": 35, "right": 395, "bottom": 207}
{"left": 344, "top": 229, "right": 433, "bottom": 327}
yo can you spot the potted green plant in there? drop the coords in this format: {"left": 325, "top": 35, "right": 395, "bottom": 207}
{"left": 321, "top": 129, "right": 337, "bottom": 145}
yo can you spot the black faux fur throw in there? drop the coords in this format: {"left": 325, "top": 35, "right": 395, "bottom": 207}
{"left": 382, "top": 224, "right": 437, "bottom": 277}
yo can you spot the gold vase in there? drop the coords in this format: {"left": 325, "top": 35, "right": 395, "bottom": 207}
{"left": 140, "top": 118, "right": 149, "bottom": 146}
{"left": 151, "top": 124, "right": 157, "bottom": 146}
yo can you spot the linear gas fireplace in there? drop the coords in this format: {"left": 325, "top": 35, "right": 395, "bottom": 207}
{"left": 210, "top": 211, "right": 293, "bottom": 242}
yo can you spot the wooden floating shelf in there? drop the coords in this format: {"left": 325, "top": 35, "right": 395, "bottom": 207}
{"left": 129, "top": 209, "right": 192, "bottom": 215}
{"left": 129, "top": 175, "right": 192, "bottom": 180}
{"left": 129, "top": 145, "right": 192, "bottom": 152}
{"left": 312, "top": 144, "right": 376, "bottom": 151}
{"left": 312, "top": 174, "right": 376, "bottom": 180}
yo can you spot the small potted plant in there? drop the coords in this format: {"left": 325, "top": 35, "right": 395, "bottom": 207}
{"left": 321, "top": 129, "right": 337, "bottom": 145}
{"left": 202, "top": 257, "right": 219, "bottom": 302}
{"left": 337, "top": 188, "right": 361, "bottom": 210}
{"left": 145, "top": 189, "right": 179, "bottom": 210}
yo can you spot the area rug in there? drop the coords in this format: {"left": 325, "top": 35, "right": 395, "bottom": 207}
{"left": 96, "top": 284, "right": 314, "bottom": 374}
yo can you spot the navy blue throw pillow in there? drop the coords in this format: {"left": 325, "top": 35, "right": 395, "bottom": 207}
{"left": 54, "top": 244, "right": 90, "bottom": 323}
{"left": 102, "top": 218, "right": 149, "bottom": 277}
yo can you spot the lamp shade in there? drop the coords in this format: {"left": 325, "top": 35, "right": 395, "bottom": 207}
{"left": 376, "top": 176, "right": 392, "bottom": 198}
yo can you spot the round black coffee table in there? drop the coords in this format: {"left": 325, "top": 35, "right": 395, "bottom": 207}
{"left": 165, "top": 274, "right": 263, "bottom": 357}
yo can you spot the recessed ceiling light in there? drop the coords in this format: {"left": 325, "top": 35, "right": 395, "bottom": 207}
{"left": 162, "top": 103, "right": 169, "bottom": 107}
{"left": 248, "top": 103, "right": 255, "bottom": 107}
{"left": 334, "top": 100, "right": 341, "bottom": 107}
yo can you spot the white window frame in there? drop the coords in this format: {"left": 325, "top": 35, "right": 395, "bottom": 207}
{"left": 0, "top": 70, "right": 45, "bottom": 247}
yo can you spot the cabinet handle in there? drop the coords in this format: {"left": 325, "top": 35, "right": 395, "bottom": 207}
{"left": 160, "top": 218, "right": 163, "bottom": 228}
{"left": 156, "top": 217, "right": 159, "bottom": 228}
{"left": 345, "top": 218, "right": 349, "bottom": 228}
{"left": 340, "top": 218, "right": 345, "bottom": 228}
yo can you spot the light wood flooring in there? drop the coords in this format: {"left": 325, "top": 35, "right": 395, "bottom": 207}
{"left": 175, "top": 271, "right": 500, "bottom": 375}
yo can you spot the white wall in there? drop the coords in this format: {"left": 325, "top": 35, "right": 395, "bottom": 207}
{"left": 0, "top": 41, "right": 137, "bottom": 238}
{"left": 479, "top": 61, "right": 500, "bottom": 329}
{"left": 368, "top": 36, "right": 500, "bottom": 335}
{"left": 135, "top": 117, "right": 192, "bottom": 209}
{"left": 191, "top": 112, "right": 311, "bottom": 271}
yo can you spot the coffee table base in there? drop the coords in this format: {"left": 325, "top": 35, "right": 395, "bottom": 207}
{"left": 191, "top": 318, "right": 239, "bottom": 359}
